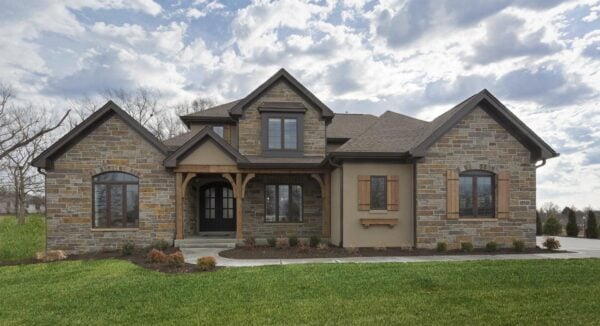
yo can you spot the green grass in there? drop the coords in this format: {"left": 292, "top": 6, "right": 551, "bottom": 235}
{"left": 0, "top": 215, "right": 45, "bottom": 261}
{"left": 1, "top": 259, "right": 599, "bottom": 325}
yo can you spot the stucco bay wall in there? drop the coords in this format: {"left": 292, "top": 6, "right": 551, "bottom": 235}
{"left": 330, "top": 168, "right": 341, "bottom": 246}
{"left": 45, "top": 115, "right": 176, "bottom": 254}
{"left": 342, "top": 163, "right": 413, "bottom": 248}
{"left": 415, "top": 107, "right": 536, "bottom": 250}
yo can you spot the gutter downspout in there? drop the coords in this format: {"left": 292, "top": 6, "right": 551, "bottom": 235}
{"left": 37, "top": 167, "right": 48, "bottom": 254}
{"left": 535, "top": 159, "right": 546, "bottom": 169}
{"left": 328, "top": 156, "right": 343, "bottom": 247}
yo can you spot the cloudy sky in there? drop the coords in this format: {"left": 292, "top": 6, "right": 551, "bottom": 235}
{"left": 1, "top": 0, "right": 599, "bottom": 209}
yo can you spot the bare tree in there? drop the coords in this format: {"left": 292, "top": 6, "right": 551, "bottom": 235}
{"left": 0, "top": 83, "right": 69, "bottom": 160}
{"left": 173, "top": 97, "right": 215, "bottom": 116}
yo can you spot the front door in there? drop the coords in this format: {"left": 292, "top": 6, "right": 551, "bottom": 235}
{"left": 199, "top": 182, "right": 236, "bottom": 231}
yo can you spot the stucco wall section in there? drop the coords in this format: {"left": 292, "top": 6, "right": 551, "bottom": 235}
{"left": 330, "top": 168, "right": 341, "bottom": 246}
{"left": 415, "top": 107, "right": 536, "bottom": 249}
{"left": 45, "top": 114, "right": 176, "bottom": 254}
{"left": 180, "top": 140, "right": 236, "bottom": 165}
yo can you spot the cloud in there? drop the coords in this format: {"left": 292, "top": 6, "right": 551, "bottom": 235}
{"left": 91, "top": 23, "right": 147, "bottom": 44}
{"left": 67, "top": 0, "right": 162, "bottom": 16}
{"left": 582, "top": 40, "right": 600, "bottom": 58}
{"left": 468, "top": 14, "right": 561, "bottom": 64}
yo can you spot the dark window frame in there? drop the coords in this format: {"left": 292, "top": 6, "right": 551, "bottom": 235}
{"left": 459, "top": 170, "right": 495, "bottom": 218}
{"left": 212, "top": 125, "right": 224, "bottom": 138}
{"left": 264, "top": 183, "right": 304, "bottom": 223}
{"left": 261, "top": 112, "right": 304, "bottom": 157}
{"left": 370, "top": 176, "right": 387, "bottom": 210}
{"left": 92, "top": 172, "right": 139, "bottom": 229}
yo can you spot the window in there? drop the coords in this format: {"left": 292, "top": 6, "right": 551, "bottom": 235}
{"left": 93, "top": 172, "right": 139, "bottom": 228}
{"left": 265, "top": 184, "right": 302, "bottom": 222}
{"left": 370, "top": 176, "right": 387, "bottom": 210}
{"left": 262, "top": 113, "right": 303, "bottom": 154}
{"left": 459, "top": 170, "right": 495, "bottom": 218}
{"left": 212, "top": 126, "right": 224, "bottom": 138}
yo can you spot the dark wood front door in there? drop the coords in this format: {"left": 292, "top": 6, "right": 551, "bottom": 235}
{"left": 199, "top": 182, "right": 236, "bottom": 231}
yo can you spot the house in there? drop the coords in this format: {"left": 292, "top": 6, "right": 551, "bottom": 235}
{"left": 32, "top": 69, "right": 558, "bottom": 254}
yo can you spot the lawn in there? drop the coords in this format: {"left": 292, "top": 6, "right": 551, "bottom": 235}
{"left": 0, "top": 215, "right": 45, "bottom": 261}
{"left": 1, "top": 259, "right": 599, "bottom": 325}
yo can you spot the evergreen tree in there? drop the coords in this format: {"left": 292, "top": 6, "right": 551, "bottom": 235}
{"left": 565, "top": 208, "right": 579, "bottom": 237}
{"left": 543, "top": 214, "right": 562, "bottom": 236}
{"left": 585, "top": 210, "right": 598, "bottom": 239}
{"left": 536, "top": 210, "right": 543, "bottom": 236}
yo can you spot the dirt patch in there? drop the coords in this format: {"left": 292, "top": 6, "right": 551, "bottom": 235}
{"left": 220, "top": 246, "right": 565, "bottom": 259}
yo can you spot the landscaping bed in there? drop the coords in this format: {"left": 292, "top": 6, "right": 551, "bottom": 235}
{"left": 220, "top": 246, "right": 560, "bottom": 259}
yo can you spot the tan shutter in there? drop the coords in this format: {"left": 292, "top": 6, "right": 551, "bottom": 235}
{"left": 387, "top": 176, "right": 399, "bottom": 211}
{"left": 358, "top": 175, "right": 370, "bottom": 211}
{"left": 447, "top": 170, "right": 459, "bottom": 219}
{"left": 497, "top": 171, "right": 510, "bottom": 219}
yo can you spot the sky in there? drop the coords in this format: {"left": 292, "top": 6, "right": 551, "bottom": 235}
{"left": 0, "top": 0, "right": 599, "bottom": 209}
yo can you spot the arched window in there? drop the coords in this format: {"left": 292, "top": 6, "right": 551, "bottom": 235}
{"left": 459, "top": 170, "right": 494, "bottom": 218}
{"left": 93, "top": 172, "right": 139, "bottom": 228}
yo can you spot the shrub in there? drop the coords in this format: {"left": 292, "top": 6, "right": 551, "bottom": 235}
{"left": 512, "top": 240, "right": 525, "bottom": 252}
{"left": 585, "top": 210, "right": 598, "bottom": 239}
{"left": 289, "top": 236, "right": 299, "bottom": 247}
{"left": 565, "top": 208, "right": 579, "bottom": 237}
{"left": 167, "top": 251, "right": 185, "bottom": 268}
{"left": 543, "top": 215, "right": 562, "bottom": 236}
{"left": 309, "top": 236, "right": 321, "bottom": 248}
{"left": 436, "top": 242, "right": 447, "bottom": 252}
{"left": 244, "top": 237, "right": 256, "bottom": 249}
{"left": 460, "top": 242, "right": 473, "bottom": 252}
{"left": 275, "top": 237, "right": 289, "bottom": 249}
{"left": 543, "top": 237, "right": 561, "bottom": 251}
{"left": 147, "top": 249, "right": 167, "bottom": 263}
{"left": 267, "top": 237, "right": 276, "bottom": 247}
{"left": 346, "top": 247, "right": 359, "bottom": 254}
{"left": 152, "top": 239, "right": 170, "bottom": 251}
{"left": 297, "top": 240, "right": 309, "bottom": 253}
{"left": 536, "top": 211, "right": 543, "bottom": 236}
{"left": 121, "top": 241, "right": 135, "bottom": 256}
{"left": 317, "top": 242, "right": 329, "bottom": 251}
{"left": 485, "top": 241, "right": 497, "bottom": 252}
{"left": 197, "top": 256, "right": 216, "bottom": 271}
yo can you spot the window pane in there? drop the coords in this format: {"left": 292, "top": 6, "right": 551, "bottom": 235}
{"left": 289, "top": 185, "right": 302, "bottom": 222}
{"left": 370, "top": 176, "right": 386, "bottom": 210}
{"left": 94, "top": 172, "right": 137, "bottom": 183}
{"left": 265, "top": 185, "right": 277, "bottom": 222}
{"left": 213, "top": 126, "right": 224, "bottom": 138}
{"left": 278, "top": 185, "right": 289, "bottom": 222}
{"left": 284, "top": 119, "right": 297, "bottom": 149}
{"left": 477, "top": 176, "right": 493, "bottom": 216}
{"left": 94, "top": 184, "right": 108, "bottom": 227}
{"left": 460, "top": 176, "right": 474, "bottom": 216}
{"left": 126, "top": 185, "right": 138, "bottom": 227}
{"left": 268, "top": 118, "right": 282, "bottom": 149}
{"left": 110, "top": 186, "right": 124, "bottom": 227}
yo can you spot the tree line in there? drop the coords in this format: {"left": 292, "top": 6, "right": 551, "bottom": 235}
{"left": 537, "top": 203, "right": 598, "bottom": 239}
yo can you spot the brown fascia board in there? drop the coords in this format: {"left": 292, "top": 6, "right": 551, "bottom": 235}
{"left": 32, "top": 101, "right": 168, "bottom": 169}
{"left": 236, "top": 161, "right": 326, "bottom": 169}
{"left": 329, "top": 151, "right": 412, "bottom": 162}
{"left": 410, "top": 90, "right": 559, "bottom": 161}
{"left": 163, "top": 127, "right": 248, "bottom": 168}
{"left": 229, "top": 68, "right": 334, "bottom": 122}
{"left": 179, "top": 115, "right": 237, "bottom": 128}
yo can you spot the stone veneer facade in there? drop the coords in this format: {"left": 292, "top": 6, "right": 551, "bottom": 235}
{"left": 46, "top": 114, "right": 176, "bottom": 254}
{"left": 415, "top": 107, "right": 536, "bottom": 249}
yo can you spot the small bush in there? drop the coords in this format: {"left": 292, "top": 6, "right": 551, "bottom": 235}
{"left": 543, "top": 216, "right": 562, "bottom": 236}
{"left": 512, "top": 240, "right": 525, "bottom": 252}
{"left": 317, "top": 242, "right": 329, "bottom": 251}
{"left": 275, "top": 237, "right": 289, "bottom": 249}
{"left": 460, "top": 242, "right": 473, "bottom": 252}
{"left": 297, "top": 240, "right": 309, "bottom": 253}
{"left": 244, "top": 237, "right": 256, "bottom": 249}
{"left": 152, "top": 239, "right": 170, "bottom": 251}
{"left": 197, "top": 256, "right": 216, "bottom": 271}
{"left": 147, "top": 249, "right": 167, "bottom": 263}
{"left": 309, "top": 236, "right": 321, "bottom": 248}
{"left": 346, "top": 247, "right": 359, "bottom": 254}
{"left": 565, "top": 208, "right": 579, "bottom": 237}
{"left": 543, "top": 237, "right": 561, "bottom": 251}
{"left": 289, "top": 236, "right": 299, "bottom": 247}
{"left": 167, "top": 251, "right": 185, "bottom": 268}
{"left": 121, "top": 241, "right": 135, "bottom": 256}
{"left": 485, "top": 241, "right": 497, "bottom": 252}
{"left": 267, "top": 237, "right": 276, "bottom": 247}
{"left": 436, "top": 242, "right": 447, "bottom": 252}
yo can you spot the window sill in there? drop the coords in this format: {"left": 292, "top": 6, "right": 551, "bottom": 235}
{"left": 457, "top": 217, "right": 497, "bottom": 221}
{"left": 91, "top": 228, "right": 139, "bottom": 232}
{"left": 368, "top": 209, "right": 388, "bottom": 214}
{"left": 263, "top": 222, "right": 304, "bottom": 225}
{"left": 360, "top": 218, "right": 397, "bottom": 228}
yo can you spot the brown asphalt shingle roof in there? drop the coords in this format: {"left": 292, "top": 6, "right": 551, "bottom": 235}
{"left": 326, "top": 113, "right": 378, "bottom": 140}
{"left": 181, "top": 100, "right": 240, "bottom": 118}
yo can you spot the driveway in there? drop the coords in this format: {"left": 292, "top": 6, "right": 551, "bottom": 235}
{"left": 537, "top": 236, "right": 600, "bottom": 258}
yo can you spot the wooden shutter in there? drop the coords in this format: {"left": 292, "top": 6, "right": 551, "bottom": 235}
{"left": 358, "top": 175, "right": 370, "bottom": 211}
{"left": 497, "top": 171, "right": 510, "bottom": 219}
{"left": 446, "top": 170, "right": 459, "bottom": 219}
{"left": 387, "top": 175, "right": 399, "bottom": 211}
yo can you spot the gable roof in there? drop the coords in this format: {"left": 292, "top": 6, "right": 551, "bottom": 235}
{"left": 163, "top": 127, "right": 247, "bottom": 168}
{"left": 229, "top": 68, "right": 334, "bottom": 121}
{"left": 327, "top": 113, "right": 379, "bottom": 140}
{"left": 32, "top": 101, "right": 168, "bottom": 169}
{"left": 179, "top": 100, "right": 240, "bottom": 127}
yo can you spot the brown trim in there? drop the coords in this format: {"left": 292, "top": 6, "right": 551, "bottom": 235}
{"left": 258, "top": 101, "right": 307, "bottom": 113}
{"left": 91, "top": 172, "right": 139, "bottom": 229}
{"left": 264, "top": 183, "right": 304, "bottom": 223}
{"left": 180, "top": 116, "right": 237, "bottom": 128}
{"left": 458, "top": 170, "right": 495, "bottom": 218}
{"left": 360, "top": 218, "right": 397, "bottom": 228}
{"left": 369, "top": 176, "right": 387, "bottom": 210}
{"left": 261, "top": 113, "right": 304, "bottom": 156}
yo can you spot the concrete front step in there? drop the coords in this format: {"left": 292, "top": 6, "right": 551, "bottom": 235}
{"left": 175, "top": 237, "right": 237, "bottom": 249}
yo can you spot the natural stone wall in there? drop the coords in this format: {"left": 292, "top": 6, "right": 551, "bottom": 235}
{"left": 46, "top": 114, "right": 176, "bottom": 254}
{"left": 242, "top": 175, "right": 323, "bottom": 238}
{"left": 416, "top": 107, "right": 536, "bottom": 249}
{"left": 237, "top": 80, "right": 326, "bottom": 157}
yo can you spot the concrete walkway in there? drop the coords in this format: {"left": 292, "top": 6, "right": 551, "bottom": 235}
{"left": 181, "top": 236, "right": 600, "bottom": 267}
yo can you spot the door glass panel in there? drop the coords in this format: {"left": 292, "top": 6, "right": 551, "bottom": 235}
{"left": 278, "top": 185, "right": 289, "bottom": 222}
{"left": 110, "top": 186, "right": 124, "bottom": 227}
{"left": 125, "top": 185, "right": 138, "bottom": 227}
{"left": 289, "top": 185, "right": 302, "bottom": 222}
{"left": 477, "top": 176, "right": 493, "bottom": 216}
{"left": 268, "top": 118, "right": 282, "bottom": 149}
{"left": 222, "top": 187, "right": 233, "bottom": 219}
{"left": 265, "top": 185, "right": 277, "bottom": 222}
{"left": 460, "top": 176, "right": 474, "bottom": 216}
{"left": 205, "top": 188, "right": 215, "bottom": 219}
{"left": 284, "top": 119, "right": 297, "bottom": 149}
{"left": 94, "top": 184, "right": 108, "bottom": 227}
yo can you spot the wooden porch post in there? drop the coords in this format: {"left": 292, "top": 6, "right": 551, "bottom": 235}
{"left": 235, "top": 173, "right": 243, "bottom": 240}
{"left": 175, "top": 172, "right": 184, "bottom": 240}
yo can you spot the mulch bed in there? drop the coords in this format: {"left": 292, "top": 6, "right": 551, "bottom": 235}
{"left": 220, "top": 246, "right": 565, "bottom": 259}
{"left": 0, "top": 248, "right": 205, "bottom": 274}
